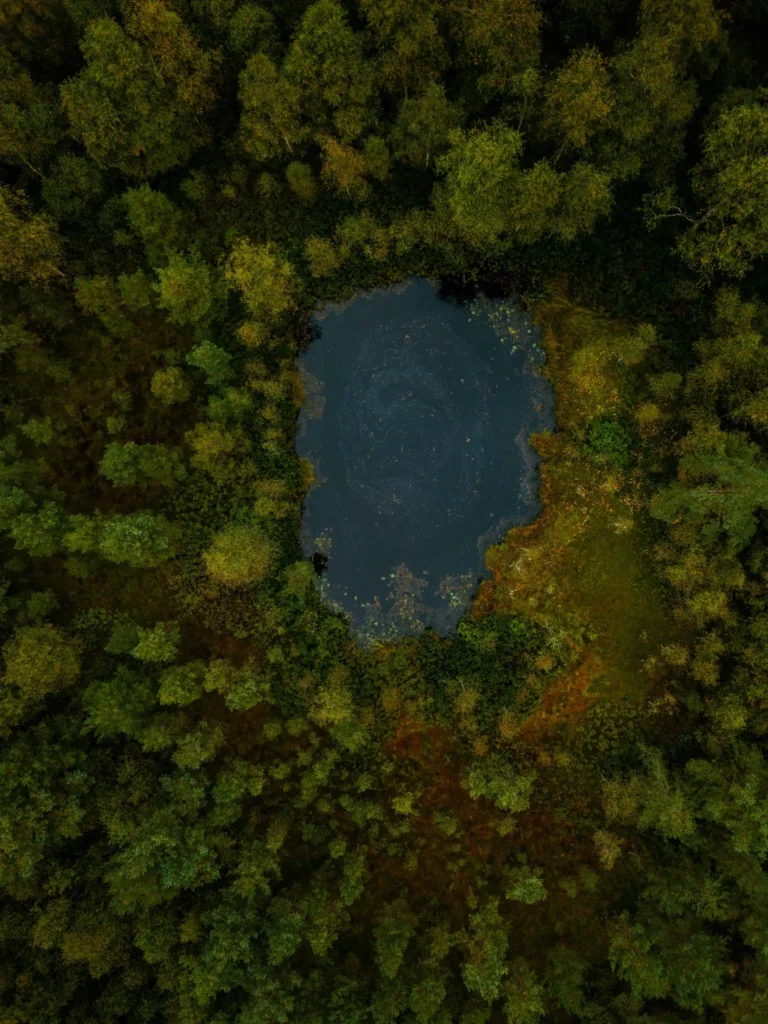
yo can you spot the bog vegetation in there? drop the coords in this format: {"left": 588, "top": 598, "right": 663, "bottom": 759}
{"left": 3, "top": 1, "right": 768, "bottom": 1022}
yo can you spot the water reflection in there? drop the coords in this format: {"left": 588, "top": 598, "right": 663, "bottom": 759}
{"left": 297, "top": 278, "right": 554, "bottom": 644}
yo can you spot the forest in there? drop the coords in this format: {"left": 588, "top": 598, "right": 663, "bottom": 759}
{"left": 3, "top": 0, "right": 768, "bottom": 1021}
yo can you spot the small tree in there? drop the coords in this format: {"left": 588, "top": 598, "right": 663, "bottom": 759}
{"left": 99, "top": 513, "right": 175, "bottom": 568}
{"left": 225, "top": 240, "right": 296, "bottom": 325}
{"left": 203, "top": 523, "right": 276, "bottom": 587}
{"left": 99, "top": 442, "right": 186, "bottom": 488}
{"left": 132, "top": 622, "right": 180, "bottom": 664}
{"left": 0, "top": 51, "right": 61, "bottom": 174}
{"left": 320, "top": 137, "right": 369, "bottom": 199}
{"left": 2, "top": 625, "right": 80, "bottom": 701}
{"left": 462, "top": 898, "right": 509, "bottom": 1003}
{"left": 305, "top": 236, "right": 341, "bottom": 278}
{"left": 502, "top": 959, "right": 545, "bottom": 1023}
{"left": 158, "top": 663, "right": 205, "bottom": 706}
{"left": 185, "top": 340, "right": 232, "bottom": 386}
{"left": 155, "top": 252, "right": 216, "bottom": 325}
{"left": 452, "top": 0, "right": 542, "bottom": 95}
{"left": 285, "top": 161, "right": 317, "bottom": 203}
{"left": 542, "top": 47, "right": 614, "bottom": 158}
{"left": 437, "top": 124, "right": 525, "bottom": 247}
{"left": 0, "top": 186, "right": 64, "bottom": 285}
{"left": 151, "top": 367, "right": 191, "bottom": 405}
{"left": 374, "top": 899, "right": 416, "bottom": 980}
{"left": 283, "top": 0, "right": 373, "bottom": 139}
{"left": 238, "top": 53, "right": 305, "bottom": 161}
{"left": 464, "top": 754, "right": 536, "bottom": 813}
{"left": 392, "top": 83, "right": 463, "bottom": 167}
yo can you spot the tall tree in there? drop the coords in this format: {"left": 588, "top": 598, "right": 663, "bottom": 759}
{"left": 283, "top": 0, "right": 375, "bottom": 141}
{"left": 238, "top": 53, "right": 305, "bottom": 162}
{"left": 450, "top": 0, "right": 542, "bottom": 96}
{"left": 61, "top": 3, "right": 217, "bottom": 177}
{"left": 678, "top": 100, "right": 768, "bottom": 278}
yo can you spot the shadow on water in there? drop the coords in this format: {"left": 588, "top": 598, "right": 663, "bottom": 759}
{"left": 311, "top": 552, "right": 328, "bottom": 576}
{"left": 435, "top": 275, "right": 478, "bottom": 307}
{"left": 297, "top": 277, "right": 555, "bottom": 646}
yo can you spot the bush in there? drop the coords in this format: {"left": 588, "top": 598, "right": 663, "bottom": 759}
{"left": 585, "top": 419, "right": 633, "bottom": 467}
{"left": 203, "top": 523, "right": 277, "bottom": 587}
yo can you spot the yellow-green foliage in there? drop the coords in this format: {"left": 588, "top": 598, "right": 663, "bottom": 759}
{"left": 203, "top": 523, "right": 277, "bottom": 587}
{"left": 1, "top": 1, "right": 767, "bottom": 1021}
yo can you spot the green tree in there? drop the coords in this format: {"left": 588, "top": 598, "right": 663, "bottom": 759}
{"left": 609, "top": 913, "right": 728, "bottom": 1012}
{"left": 285, "top": 161, "right": 317, "bottom": 203}
{"left": 185, "top": 339, "right": 232, "bottom": 386}
{"left": 283, "top": 0, "right": 374, "bottom": 141}
{"left": 2, "top": 625, "right": 80, "bottom": 701}
{"left": 542, "top": 47, "right": 614, "bottom": 157}
{"left": 438, "top": 126, "right": 610, "bottom": 247}
{"left": 505, "top": 865, "right": 547, "bottom": 904}
{"left": 650, "top": 423, "right": 768, "bottom": 552}
{"left": 74, "top": 274, "right": 137, "bottom": 337}
{"left": 98, "top": 512, "right": 175, "bottom": 567}
{"left": 0, "top": 0, "right": 72, "bottom": 64}
{"left": 374, "top": 899, "right": 416, "bottom": 980}
{"left": 392, "top": 83, "right": 463, "bottom": 168}
{"left": 203, "top": 523, "right": 276, "bottom": 587}
{"left": 550, "top": 160, "right": 613, "bottom": 239}
{"left": 310, "top": 667, "right": 355, "bottom": 727}
{"left": 225, "top": 2, "right": 278, "bottom": 59}
{"left": 61, "top": 7, "right": 217, "bottom": 177}
{"left": 585, "top": 418, "right": 633, "bottom": 466}
{"left": 305, "top": 236, "right": 341, "bottom": 277}
{"left": 603, "top": 747, "right": 696, "bottom": 842}
{"left": 678, "top": 100, "right": 768, "bottom": 278}
{"left": 502, "top": 959, "right": 545, "bottom": 1023}
{"left": 225, "top": 240, "right": 296, "bottom": 325}
{"left": 437, "top": 124, "right": 525, "bottom": 247}
{"left": 599, "top": 0, "right": 721, "bottom": 182}
{"left": 451, "top": 0, "right": 542, "bottom": 95}
{"left": 151, "top": 366, "right": 191, "bottom": 405}
{"left": 0, "top": 51, "right": 61, "bottom": 174}
{"left": 593, "top": 829, "right": 624, "bottom": 870}
{"left": 238, "top": 53, "right": 305, "bottom": 161}
{"left": 158, "top": 662, "right": 205, "bottom": 705}
{"left": 359, "top": 0, "right": 447, "bottom": 94}
{"left": 122, "top": 184, "right": 188, "bottom": 265}
{"left": 132, "top": 622, "right": 180, "bottom": 663}
{"left": 99, "top": 441, "right": 186, "bottom": 488}
{"left": 185, "top": 421, "right": 246, "bottom": 477}
{"left": 9, "top": 502, "right": 66, "bottom": 557}
{"left": 155, "top": 252, "right": 217, "bottom": 325}
{"left": 683, "top": 289, "right": 768, "bottom": 430}
{"left": 0, "top": 186, "right": 64, "bottom": 284}
{"left": 320, "top": 137, "right": 369, "bottom": 199}
{"left": 42, "top": 154, "right": 104, "bottom": 222}
{"left": 363, "top": 136, "right": 390, "bottom": 181}
{"left": 462, "top": 898, "right": 509, "bottom": 1002}
{"left": 340, "top": 847, "right": 369, "bottom": 906}
{"left": 464, "top": 754, "right": 535, "bottom": 813}
{"left": 266, "top": 896, "right": 307, "bottom": 966}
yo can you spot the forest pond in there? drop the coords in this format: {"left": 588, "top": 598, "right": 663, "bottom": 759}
{"left": 297, "top": 277, "right": 555, "bottom": 644}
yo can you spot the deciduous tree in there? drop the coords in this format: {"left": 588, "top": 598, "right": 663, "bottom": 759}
{"left": 61, "top": 6, "right": 217, "bottom": 178}
{"left": 203, "top": 522, "right": 276, "bottom": 587}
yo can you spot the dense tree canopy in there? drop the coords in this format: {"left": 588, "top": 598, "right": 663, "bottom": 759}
{"left": 4, "top": 0, "right": 768, "bottom": 1022}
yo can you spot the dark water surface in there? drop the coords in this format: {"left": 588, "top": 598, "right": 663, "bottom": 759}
{"left": 297, "top": 278, "right": 555, "bottom": 644}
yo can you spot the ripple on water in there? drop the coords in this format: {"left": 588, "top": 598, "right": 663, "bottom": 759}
{"left": 296, "top": 277, "right": 555, "bottom": 644}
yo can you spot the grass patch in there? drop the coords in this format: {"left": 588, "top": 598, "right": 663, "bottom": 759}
{"left": 473, "top": 290, "right": 682, "bottom": 742}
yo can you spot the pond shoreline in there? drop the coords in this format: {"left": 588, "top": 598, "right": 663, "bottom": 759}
{"left": 295, "top": 276, "right": 555, "bottom": 644}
